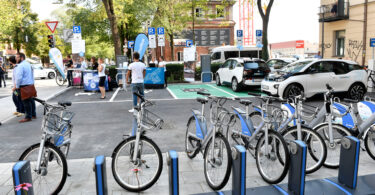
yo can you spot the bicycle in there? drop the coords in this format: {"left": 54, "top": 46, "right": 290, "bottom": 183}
{"left": 111, "top": 92, "right": 164, "bottom": 192}
{"left": 19, "top": 98, "right": 74, "bottom": 195}
{"left": 185, "top": 91, "right": 233, "bottom": 190}
{"left": 55, "top": 69, "right": 67, "bottom": 86}
{"left": 227, "top": 93, "right": 290, "bottom": 184}
{"left": 249, "top": 93, "right": 327, "bottom": 174}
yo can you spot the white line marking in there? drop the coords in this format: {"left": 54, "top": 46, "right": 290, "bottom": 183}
{"left": 166, "top": 87, "right": 178, "bottom": 99}
{"left": 109, "top": 88, "right": 120, "bottom": 102}
{"left": 207, "top": 84, "right": 238, "bottom": 97}
{"left": 47, "top": 98, "right": 194, "bottom": 105}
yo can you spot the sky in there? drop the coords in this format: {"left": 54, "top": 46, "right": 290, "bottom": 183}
{"left": 30, "top": 0, "right": 320, "bottom": 44}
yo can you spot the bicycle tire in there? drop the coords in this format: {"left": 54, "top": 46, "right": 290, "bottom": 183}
{"left": 281, "top": 126, "right": 327, "bottom": 174}
{"left": 19, "top": 142, "right": 67, "bottom": 195}
{"left": 55, "top": 73, "right": 66, "bottom": 86}
{"left": 255, "top": 130, "right": 290, "bottom": 184}
{"left": 313, "top": 123, "right": 352, "bottom": 168}
{"left": 203, "top": 132, "right": 232, "bottom": 190}
{"left": 185, "top": 116, "right": 201, "bottom": 159}
{"left": 365, "top": 128, "right": 375, "bottom": 160}
{"left": 111, "top": 135, "right": 163, "bottom": 192}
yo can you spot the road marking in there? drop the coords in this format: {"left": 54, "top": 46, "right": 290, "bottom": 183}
{"left": 75, "top": 92, "right": 95, "bottom": 96}
{"left": 166, "top": 87, "right": 178, "bottom": 99}
{"left": 145, "top": 90, "right": 153, "bottom": 94}
{"left": 207, "top": 85, "right": 238, "bottom": 97}
{"left": 47, "top": 98, "right": 193, "bottom": 105}
{"left": 109, "top": 87, "right": 120, "bottom": 102}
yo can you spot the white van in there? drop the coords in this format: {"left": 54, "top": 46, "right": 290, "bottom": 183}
{"left": 210, "top": 46, "right": 262, "bottom": 64}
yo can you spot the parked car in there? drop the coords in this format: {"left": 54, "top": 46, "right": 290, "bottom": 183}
{"left": 261, "top": 59, "right": 368, "bottom": 100}
{"left": 7, "top": 59, "right": 56, "bottom": 79}
{"left": 216, "top": 58, "right": 270, "bottom": 92}
{"left": 266, "top": 58, "right": 296, "bottom": 71}
{"left": 210, "top": 46, "right": 262, "bottom": 65}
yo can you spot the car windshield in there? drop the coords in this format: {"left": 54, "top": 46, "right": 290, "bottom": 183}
{"left": 244, "top": 61, "right": 268, "bottom": 69}
{"left": 281, "top": 60, "right": 312, "bottom": 73}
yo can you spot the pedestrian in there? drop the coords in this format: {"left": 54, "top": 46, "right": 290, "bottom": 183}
{"left": 98, "top": 58, "right": 106, "bottom": 99}
{"left": 9, "top": 56, "right": 25, "bottom": 117}
{"left": 80, "top": 57, "right": 87, "bottom": 70}
{"left": 314, "top": 51, "right": 323, "bottom": 59}
{"left": 0, "top": 60, "right": 6, "bottom": 88}
{"left": 149, "top": 56, "right": 158, "bottom": 67}
{"left": 15, "top": 53, "right": 37, "bottom": 123}
{"left": 158, "top": 56, "right": 167, "bottom": 87}
{"left": 91, "top": 57, "right": 98, "bottom": 70}
{"left": 66, "top": 55, "right": 73, "bottom": 87}
{"left": 126, "top": 52, "right": 146, "bottom": 112}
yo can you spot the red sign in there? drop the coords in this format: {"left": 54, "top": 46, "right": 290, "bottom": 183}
{"left": 45, "top": 21, "right": 59, "bottom": 33}
{"left": 296, "top": 40, "right": 304, "bottom": 49}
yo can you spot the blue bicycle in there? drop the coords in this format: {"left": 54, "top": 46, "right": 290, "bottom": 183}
{"left": 185, "top": 92, "right": 233, "bottom": 190}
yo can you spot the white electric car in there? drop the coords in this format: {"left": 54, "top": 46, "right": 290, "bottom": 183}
{"left": 261, "top": 59, "right": 368, "bottom": 100}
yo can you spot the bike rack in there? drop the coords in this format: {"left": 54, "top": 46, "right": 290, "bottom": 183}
{"left": 12, "top": 160, "right": 34, "bottom": 195}
{"left": 167, "top": 150, "right": 179, "bottom": 195}
{"left": 232, "top": 145, "right": 246, "bottom": 195}
{"left": 287, "top": 140, "right": 307, "bottom": 195}
{"left": 94, "top": 155, "right": 108, "bottom": 195}
{"left": 338, "top": 136, "right": 360, "bottom": 189}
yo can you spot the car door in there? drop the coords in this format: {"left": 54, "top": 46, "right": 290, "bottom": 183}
{"left": 219, "top": 60, "right": 232, "bottom": 84}
{"left": 332, "top": 62, "right": 351, "bottom": 91}
{"left": 302, "top": 61, "right": 335, "bottom": 96}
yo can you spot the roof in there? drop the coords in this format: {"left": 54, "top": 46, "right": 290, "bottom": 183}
{"left": 227, "top": 57, "right": 265, "bottom": 63}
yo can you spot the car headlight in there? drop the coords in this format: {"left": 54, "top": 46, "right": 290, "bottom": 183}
{"left": 275, "top": 77, "right": 285, "bottom": 82}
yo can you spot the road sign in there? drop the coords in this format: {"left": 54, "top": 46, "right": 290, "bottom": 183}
{"left": 73, "top": 26, "right": 81, "bottom": 34}
{"left": 128, "top": 41, "right": 134, "bottom": 49}
{"left": 256, "top": 30, "right": 262, "bottom": 37}
{"left": 370, "top": 38, "right": 375, "bottom": 47}
{"left": 256, "top": 29, "right": 262, "bottom": 46}
{"left": 148, "top": 27, "right": 155, "bottom": 35}
{"left": 158, "top": 35, "right": 165, "bottom": 47}
{"left": 237, "top": 30, "right": 243, "bottom": 38}
{"left": 72, "top": 39, "right": 85, "bottom": 53}
{"left": 237, "top": 30, "right": 243, "bottom": 50}
{"left": 186, "top": 40, "right": 193, "bottom": 47}
{"left": 45, "top": 21, "right": 58, "bottom": 33}
{"left": 256, "top": 43, "right": 263, "bottom": 48}
{"left": 63, "top": 29, "right": 73, "bottom": 42}
{"left": 157, "top": 27, "right": 164, "bottom": 35}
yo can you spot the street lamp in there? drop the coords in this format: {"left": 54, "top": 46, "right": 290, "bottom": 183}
{"left": 320, "top": 5, "right": 327, "bottom": 58}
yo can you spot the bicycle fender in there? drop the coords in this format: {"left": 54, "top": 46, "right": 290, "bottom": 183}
{"left": 111, "top": 135, "right": 150, "bottom": 159}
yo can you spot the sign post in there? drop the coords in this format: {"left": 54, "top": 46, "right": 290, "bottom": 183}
{"left": 73, "top": 26, "right": 82, "bottom": 40}
{"left": 157, "top": 27, "right": 165, "bottom": 57}
{"left": 148, "top": 27, "right": 156, "bottom": 48}
{"left": 237, "top": 30, "right": 243, "bottom": 57}
{"left": 256, "top": 30, "right": 263, "bottom": 59}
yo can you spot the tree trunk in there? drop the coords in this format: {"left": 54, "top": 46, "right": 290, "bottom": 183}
{"left": 102, "top": 0, "right": 122, "bottom": 57}
{"left": 169, "top": 33, "right": 175, "bottom": 61}
{"left": 257, "top": 0, "right": 274, "bottom": 61}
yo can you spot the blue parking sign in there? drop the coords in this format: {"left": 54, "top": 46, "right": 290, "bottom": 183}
{"left": 370, "top": 38, "right": 375, "bottom": 47}
{"left": 256, "top": 30, "right": 262, "bottom": 37}
{"left": 73, "top": 26, "right": 81, "bottom": 34}
{"left": 148, "top": 27, "right": 155, "bottom": 35}
{"left": 157, "top": 27, "right": 164, "bottom": 35}
{"left": 128, "top": 41, "right": 134, "bottom": 49}
{"left": 186, "top": 40, "right": 193, "bottom": 47}
{"left": 237, "top": 30, "right": 243, "bottom": 37}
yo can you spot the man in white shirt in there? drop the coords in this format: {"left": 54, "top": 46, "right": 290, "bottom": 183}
{"left": 126, "top": 52, "right": 146, "bottom": 112}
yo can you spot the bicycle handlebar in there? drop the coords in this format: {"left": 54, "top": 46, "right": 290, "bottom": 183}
{"left": 33, "top": 97, "right": 46, "bottom": 105}
{"left": 197, "top": 91, "right": 210, "bottom": 96}
{"left": 133, "top": 92, "right": 145, "bottom": 102}
{"left": 343, "top": 98, "right": 359, "bottom": 104}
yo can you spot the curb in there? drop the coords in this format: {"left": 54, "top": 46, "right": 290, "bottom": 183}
{"left": 0, "top": 87, "right": 72, "bottom": 125}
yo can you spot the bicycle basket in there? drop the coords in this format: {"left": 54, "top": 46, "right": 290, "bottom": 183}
{"left": 43, "top": 110, "right": 75, "bottom": 135}
{"left": 141, "top": 109, "right": 164, "bottom": 131}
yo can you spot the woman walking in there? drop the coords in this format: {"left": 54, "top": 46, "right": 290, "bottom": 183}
{"left": 98, "top": 58, "right": 106, "bottom": 99}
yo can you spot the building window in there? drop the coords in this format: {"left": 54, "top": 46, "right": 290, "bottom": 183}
{"left": 177, "top": 51, "right": 183, "bottom": 61}
{"left": 216, "top": 7, "right": 224, "bottom": 18}
{"left": 335, "top": 30, "right": 345, "bottom": 56}
{"left": 196, "top": 7, "right": 202, "bottom": 18}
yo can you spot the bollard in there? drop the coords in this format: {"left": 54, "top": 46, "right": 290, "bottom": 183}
{"left": 338, "top": 136, "right": 360, "bottom": 189}
{"left": 94, "top": 155, "right": 108, "bottom": 195}
{"left": 12, "top": 160, "right": 34, "bottom": 195}
{"left": 167, "top": 150, "right": 179, "bottom": 195}
{"left": 288, "top": 140, "right": 306, "bottom": 195}
{"left": 231, "top": 145, "right": 246, "bottom": 195}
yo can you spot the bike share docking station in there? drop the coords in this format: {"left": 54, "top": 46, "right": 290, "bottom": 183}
{"left": 196, "top": 136, "right": 375, "bottom": 195}
{"left": 94, "top": 155, "right": 108, "bottom": 195}
{"left": 12, "top": 160, "right": 34, "bottom": 195}
{"left": 167, "top": 150, "right": 180, "bottom": 195}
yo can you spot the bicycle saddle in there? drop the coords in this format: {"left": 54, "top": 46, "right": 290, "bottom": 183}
{"left": 196, "top": 97, "right": 208, "bottom": 104}
{"left": 343, "top": 98, "right": 359, "bottom": 103}
{"left": 239, "top": 99, "right": 252, "bottom": 106}
{"left": 58, "top": 101, "right": 72, "bottom": 107}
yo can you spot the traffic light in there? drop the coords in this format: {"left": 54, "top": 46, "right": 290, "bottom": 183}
{"left": 47, "top": 35, "right": 55, "bottom": 48}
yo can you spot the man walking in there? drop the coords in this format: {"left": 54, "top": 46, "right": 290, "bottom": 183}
{"left": 15, "top": 53, "right": 36, "bottom": 123}
{"left": 66, "top": 55, "right": 73, "bottom": 87}
{"left": 0, "top": 60, "right": 6, "bottom": 87}
{"left": 9, "top": 56, "right": 24, "bottom": 117}
{"left": 126, "top": 52, "right": 146, "bottom": 112}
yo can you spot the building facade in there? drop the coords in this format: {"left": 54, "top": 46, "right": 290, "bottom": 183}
{"left": 270, "top": 40, "right": 319, "bottom": 59}
{"left": 319, "top": 0, "right": 375, "bottom": 65}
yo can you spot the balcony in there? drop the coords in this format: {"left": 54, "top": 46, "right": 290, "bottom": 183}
{"left": 319, "top": 0, "right": 349, "bottom": 22}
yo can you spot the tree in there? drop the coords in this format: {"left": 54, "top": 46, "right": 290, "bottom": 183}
{"left": 257, "top": 0, "right": 274, "bottom": 61}
{"left": 102, "top": 0, "right": 122, "bottom": 56}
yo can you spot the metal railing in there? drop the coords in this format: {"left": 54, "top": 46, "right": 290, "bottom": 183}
{"left": 319, "top": 0, "right": 349, "bottom": 22}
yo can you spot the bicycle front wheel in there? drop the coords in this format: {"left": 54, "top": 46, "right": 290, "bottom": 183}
{"left": 282, "top": 126, "right": 327, "bottom": 174}
{"left": 111, "top": 136, "right": 163, "bottom": 192}
{"left": 314, "top": 123, "right": 352, "bottom": 168}
{"left": 365, "top": 128, "right": 375, "bottom": 160}
{"left": 19, "top": 143, "right": 67, "bottom": 195}
{"left": 255, "top": 130, "right": 290, "bottom": 184}
{"left": 204, "top": 132, "right": 232, "bottom": 190}
{"left": 56, "top": 73, "right": 66, "bottom": 86}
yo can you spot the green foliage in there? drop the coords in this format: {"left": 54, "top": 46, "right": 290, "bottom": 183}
{"left": 107, "top": 65, "right": 118, "bottom": 81}
{"left": 195, "top": 62, "right": 222, "bottom": 80}
{"left": 166, "top": 63, "right": 184, "bottom": 82}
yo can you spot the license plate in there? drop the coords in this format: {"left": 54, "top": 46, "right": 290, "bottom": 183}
{"left": 262, "top": 85, "right": 269, "bottom": 90}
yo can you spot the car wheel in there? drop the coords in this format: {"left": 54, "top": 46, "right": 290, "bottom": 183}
{"left": 216, "top": 74, "right": 221, "bottom": 86}
{"left": 348, "top": 83, "right": 365, "bottom": 101}
{"left": 48, "top": 72, "right": 56, "bottom": 79}
{"left": 284, "top": 84, "right": 303, "bottom": 99}
{"left": 231, "top": 78, "right": 241, "bottom": 92}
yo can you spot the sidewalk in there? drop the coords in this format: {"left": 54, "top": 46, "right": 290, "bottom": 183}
{"left": 0, "top": 79, "right": 70, "bottom": 123}
{"left": 0, "top": 151, "right": 374, "bottom": 195}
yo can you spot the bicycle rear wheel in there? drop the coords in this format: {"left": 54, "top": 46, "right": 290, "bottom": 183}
{"left": 56, "top": 73, "right": 66, "bottom": 86}
{"left": 255, "top": 130, "right": 290, "bottom": 184}
{"left": 203, "top": 132, "right": 232, "bottom": 190}
{"left": 185, "top": 116, "right": 201, "bottom": 159}
{"left": 19, "top": 143, "right": 67, "bottom": 195}
{"left": 111, "top": 136, "right": 163, "bottom": 192}
{"left": 365, "top": 128, "right": 375, "bottom": 160}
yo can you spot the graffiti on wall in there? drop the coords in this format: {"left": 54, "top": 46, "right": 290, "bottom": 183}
{"left": 347, "top": 40, "right": 363, "bottom": 62}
